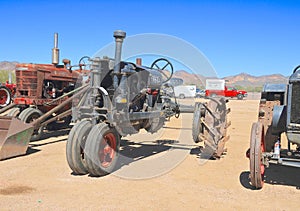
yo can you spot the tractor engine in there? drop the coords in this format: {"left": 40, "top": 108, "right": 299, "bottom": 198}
{"left": 75, "top": 30, "right": 177, "bottom": 136}
{"left": 13, "top": 33, "right": 82, "bottom": 114}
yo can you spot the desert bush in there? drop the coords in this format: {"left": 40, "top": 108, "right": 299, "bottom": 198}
{"left": 0, "top": 70, "right": 16, "bottom": 84}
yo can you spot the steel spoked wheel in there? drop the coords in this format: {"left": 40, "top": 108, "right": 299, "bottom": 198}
{"left": 250, "top": 121, "right": 265, "bottom": 189}
{"left": 66, "top": 120, "right": 92, "bottom": 175}
{"left": 19, "top": 108, "right": 43, "bottom": 141}
{"left": 85, "top": 123, "right": 120, "bottom": 176}
{"left": 0, "top": 86, "right": 12, "bottom": 107}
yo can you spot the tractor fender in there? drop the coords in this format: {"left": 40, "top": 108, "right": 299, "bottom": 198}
{"left": 271, "top": 105, "right": 286, "bottom": 134}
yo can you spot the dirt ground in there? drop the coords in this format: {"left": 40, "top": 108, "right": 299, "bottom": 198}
{"left": 1, "top": 99, "right": 300, "bottom": 210}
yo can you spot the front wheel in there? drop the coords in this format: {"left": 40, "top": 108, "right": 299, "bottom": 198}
{"left": 66, "top": 120, "right": 92, "bottom": 175}
{"left": 19, "top": 108, "right": 43, "bottom": 141}
{"left": 7, "top": 107, "right": 20, "bottom": 117}
{"left": 249, "top": 122, "right": 265, "bottom": 189}
{"left": 85, "top": 123, "right": 120, "bottom": 176}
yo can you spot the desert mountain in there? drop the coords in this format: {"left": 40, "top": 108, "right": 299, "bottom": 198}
{"left": 0, "top": 61, "right": 288, "bottom": 88}
{"left": 0, "top": 61, "right": 18, "bottom": 71}
{"left": 173, "top": 70, "right": 288, "bottom": 88}
{"left": 224, "top": 72, "right": 288, "bottom": 87}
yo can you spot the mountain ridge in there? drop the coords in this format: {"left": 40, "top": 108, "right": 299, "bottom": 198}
{"left": 0, "top": 61, "right": 288, "bottom": 87}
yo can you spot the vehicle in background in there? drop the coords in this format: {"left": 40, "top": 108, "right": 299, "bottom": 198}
{"left": 195, "top": 88, "right": 205, "bottom": 98}
{"left": 174, "top": 85, "right": 196, "bottom": 99}
{"left": 205, "top": 79, "right": 247, "bottom": 100}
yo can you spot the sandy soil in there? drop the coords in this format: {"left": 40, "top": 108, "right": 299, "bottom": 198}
{"left": 1, "top": 99, "right": 300, "bottom": 210}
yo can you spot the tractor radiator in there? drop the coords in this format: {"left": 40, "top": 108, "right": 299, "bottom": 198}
{"left": 290, "top": 83, "right": 300, "bottom": 124}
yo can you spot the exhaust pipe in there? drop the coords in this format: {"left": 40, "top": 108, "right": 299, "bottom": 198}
{"left": 8, "top": 71, "right": 12, "bottom": 84}
{"left": 113, "top": 30, "right": 126, "bottom": 89}
{"left": 52, "top": 33, "right": 59, "bottom": 65}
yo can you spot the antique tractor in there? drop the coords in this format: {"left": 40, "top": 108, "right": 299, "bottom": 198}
{"left": 66, "top": 30, "right": 230, "bottom": 177}
{"left": 66, "top": 30, "right": 183, "bottom": 176}
{"left": 247, "top": 65, "right": 300, "bottom": 189}
{"left": 0, "top": 33, "right": 88, "bottom": 160}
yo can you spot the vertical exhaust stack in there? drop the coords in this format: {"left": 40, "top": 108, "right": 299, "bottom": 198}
{"left": 8, "top": 71, "right": 12, "bottom": 84}
{"left": 113, "top": 30, "right": 126, "bottom": 89}
{"left": 52, "top": 33, "right": 59, "bottom": 65}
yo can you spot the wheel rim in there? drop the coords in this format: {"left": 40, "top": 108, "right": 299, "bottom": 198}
{"left": 260, "top": 127, "right": 265, "bottom": 182}
{"left": 98, "top": 132, "right": 117, "bottom": 168}
{"left": 250, "top": 122, "right": 265, "bottom": 188}
{"left": 0, "top": 88, "right": 10, "bottom": 106}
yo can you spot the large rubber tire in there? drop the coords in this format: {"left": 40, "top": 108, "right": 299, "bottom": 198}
{"left": 0, "top": 86, "right": 12, "bottom": 108}
{"left": 250, "top": 122, "right": 265, "bottom": 189}
{"left": 66, "top": 120, "right": 92, "bottom": 175}
{"left": 179, "top": 94, "right": 185, "bottom": 99}
{"left": 144, "top": 117, "right": 165, "bottom": 133}
{"left": 85, "top": 123, "right": 121, "bottom": 176}
{"left": 192, "top": 102, "right": 204, "bottom": 143}
{"left": 202, "top": 97, "right": 228, "bottom": 158}
{"left": 19, "top": 108, "right": 43, "bottom": 141}
{"left": 237, "top": 94, "right": 243, "bottom": 100}
{"left": 7, "top": 107, "right": 20, "bottom": 117}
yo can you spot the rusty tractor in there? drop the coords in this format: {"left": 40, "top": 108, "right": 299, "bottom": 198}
{"left": 247, "top": 65, "right": 300, "bottom": 189}
{"left": 0, "top": 33, "right": 88, "bottom": 160}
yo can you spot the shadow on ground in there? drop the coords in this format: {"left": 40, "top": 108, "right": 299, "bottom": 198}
{"left": 240, "top": 164, "right": 300, "bottom": 190}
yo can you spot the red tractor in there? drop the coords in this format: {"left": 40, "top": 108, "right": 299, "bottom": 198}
{"left": 0, "top": 79, "right": 16, "bottom": 108}
{"left": 0, "top": 33, "right": 88, "bottom": 160}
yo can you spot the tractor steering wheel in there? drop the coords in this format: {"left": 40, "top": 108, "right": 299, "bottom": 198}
{"left": 150, "top": 58, "right": 174, "bottom": 83}
{"left": 78, "top": 56, "right": 90, "bottom": 70}
{"left": 293, "top": 65, "right": 300, "bottom": 73}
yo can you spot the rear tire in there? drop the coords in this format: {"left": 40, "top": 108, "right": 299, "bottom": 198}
{"left": 85, "top": 123, "right": 120, "bottom": 176}
{"left": 179, "top": 94, "right": 185, "bottom": 99}
{"left": 0, "top": 86, "right": 12, "bottom": 108}
{"left": 19, "top": 108, "right": 43, "bottom": 141}
{"left": 66, "top": 119, "right": 92, "bottom": 175}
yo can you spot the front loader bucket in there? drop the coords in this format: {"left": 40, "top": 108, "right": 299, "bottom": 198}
{"left": 0, "top": 117, "right": 34, "bottom": 160}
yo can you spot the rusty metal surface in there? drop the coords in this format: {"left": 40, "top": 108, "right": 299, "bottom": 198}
{"left": 15, "top": 63, "right": 82, "bottom": 107}
{"left": 0, "top": 117, "right": 33, "bottom": 160}
{"left": 258, "top": 100, "right": 280, "bottom": 152}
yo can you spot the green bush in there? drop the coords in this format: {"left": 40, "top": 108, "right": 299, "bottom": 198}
{"left": 0, "top": 70, "right": 16, "bottom": 84}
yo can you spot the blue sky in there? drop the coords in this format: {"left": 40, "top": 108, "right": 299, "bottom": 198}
{"left": 0, "top": 0, "right": 299, "bottom": 77}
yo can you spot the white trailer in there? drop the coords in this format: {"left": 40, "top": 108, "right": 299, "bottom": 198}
{"left": 205, "top": 79, "right": 225, "bottom": 90}
{"left": 174, "top": 85, "right": 196, "bottom": 99}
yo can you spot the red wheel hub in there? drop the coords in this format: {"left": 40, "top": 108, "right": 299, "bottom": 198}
{"left": 99, "top": 133, "right": 117, "bottom": 168}
{"left": 0, "top": 89, "right": 9, "bottom": 106}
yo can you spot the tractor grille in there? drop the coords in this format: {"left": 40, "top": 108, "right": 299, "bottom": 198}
{"left": 290, "top": 83, "right": 300, "bottom": 124}
{"left": 16, "top": 70, "right": 38, "bottom": 96}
